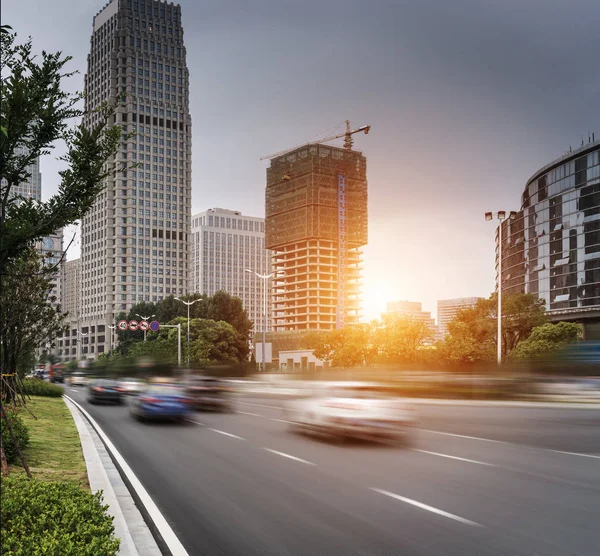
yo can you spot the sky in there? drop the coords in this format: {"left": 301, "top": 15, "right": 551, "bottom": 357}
{"left": 4, "top": 0, "right": 599, "bottom": 321}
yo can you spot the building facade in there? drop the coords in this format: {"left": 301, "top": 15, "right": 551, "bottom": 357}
{"left": 436, "top": 297, "right": 481, "bottom": 340}
{"left": 499, "top": 138, "right": 600, "bottom": 337}
{"left": 265, "top": 144, "right": 368, "bottom": 331}
{"left": 190, "top": 208, "right": 272, "bottom": 332}
{"left": 78, "top": 0, "right": 192, "bottom": 359}
{"left": 56, "top": 259, "right": 83, "bottom": 361}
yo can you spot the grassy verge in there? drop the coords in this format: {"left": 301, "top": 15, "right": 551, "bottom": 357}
{"left": 8, "top": 396, "right": 88, "bottom": 488}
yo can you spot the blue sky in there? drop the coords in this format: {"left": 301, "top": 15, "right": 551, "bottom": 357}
{"left": 4, "top": 0, "right": 599, "bottom": 320}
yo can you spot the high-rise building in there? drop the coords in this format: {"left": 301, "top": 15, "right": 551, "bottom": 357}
{"left": 56, "top": 258, "right": 82, "bottom": 362}
{"left": 498, "top": 138, "right": 600, "bottom": 338}
{"left": 265, "top": 144, "right": 368, "bottom": 331}
{"left": 78, "top": 0, "right": 191, "bottom": 359}
{"left": 1, "top": 145, "right": 42, "bottom": 201}
{"left": 190, "top": 208, "right": 272, "bottom": 332}
{"left": 436, "top": 297, "right": 481, "bottom": 340}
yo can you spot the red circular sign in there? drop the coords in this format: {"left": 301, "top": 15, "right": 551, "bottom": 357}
{"left": 139, "top": 320, "right": 149, "bottom": 331}
{"left": 117, "top": 320, "right": 128, "bottom": 331}
{"left": 128, "top": 320, "right": 139, "bottom": 331}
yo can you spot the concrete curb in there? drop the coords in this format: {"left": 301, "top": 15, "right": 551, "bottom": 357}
{"left": 64, "top": 397, "right": 162, "bottom": 556}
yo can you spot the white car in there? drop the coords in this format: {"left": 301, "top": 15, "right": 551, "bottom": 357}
{"left": 284, "top": 382, "right": 417, "bottom": 445}
{"left": 70, "top": 372, "right": 89, "bottom": 387}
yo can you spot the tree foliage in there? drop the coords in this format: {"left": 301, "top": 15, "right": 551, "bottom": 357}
{"left": 0, "top": 28, "right": 123, "bottom": 269}
{"left": 510, "top": 321, "right": 582, "bottom": 360}
{"left": 1, "top": 249, "right": 65, "bottom": 390}
{"left": 310, "top": 325, "right": 377, "bottom": 368}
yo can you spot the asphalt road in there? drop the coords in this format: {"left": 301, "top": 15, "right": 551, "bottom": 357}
{"left": 67, "top": 388, "right": 600, "bottom": 556}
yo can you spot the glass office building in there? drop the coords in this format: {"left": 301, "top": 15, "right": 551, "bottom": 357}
{"left": 499, "top": 138, "right": 600, "bottom": 336}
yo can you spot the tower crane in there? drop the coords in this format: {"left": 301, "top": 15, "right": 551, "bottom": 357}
{"left": 260, "top": 120, "right": 370, "bottom": 161}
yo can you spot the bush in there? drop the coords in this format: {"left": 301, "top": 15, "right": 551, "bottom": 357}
{"left": 0, "top": 407, "right": 30, "bottom": 464}
{"left": 21, "top": 379, "right": 64, "bottom": 397}
{"left": 1, "top": 477, "right": 120, "bottom": 556}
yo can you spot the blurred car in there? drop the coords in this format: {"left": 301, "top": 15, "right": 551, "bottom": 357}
{"left": 118, "top": 377, "right": 146, "bottom": 396}
{"left": 130, "top": 384, "right": 193, "bottom": 422}
{"left": 284, "top": 382, "right": 417, "bottom": 444}
{"left": 182, "top": 375, "right": 232, "bottom": 412}
{"left": 87, "top": 379, "right": 124, "bottom": 405}
{"left": 70, "top": 372, "right": 89, "bottom": 387}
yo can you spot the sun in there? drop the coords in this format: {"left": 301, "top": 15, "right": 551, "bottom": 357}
{"left": 361, "top": 282, "right": 392, "bottom": 323}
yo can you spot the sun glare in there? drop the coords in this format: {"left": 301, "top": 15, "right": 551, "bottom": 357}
{"left": 361, "top": 282, "right": 392, "bottom": 323}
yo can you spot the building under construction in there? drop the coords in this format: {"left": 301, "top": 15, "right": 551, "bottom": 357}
{"left": 265, "top": 125, "right": 369, "bottom": 331}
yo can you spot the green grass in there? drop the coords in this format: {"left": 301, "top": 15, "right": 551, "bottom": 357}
{"left": 8, "top": 396, "right": 88, "bottom": 488}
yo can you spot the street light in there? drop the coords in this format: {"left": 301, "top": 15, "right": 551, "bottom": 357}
{"left": 107, "top": 324, "right": 116, "bottom": 354}
{"left": 77, "top": 331, "right": 88, "bottom": 362}
{"left": 174, "top": 298, "right": 198, "bottom": 367}
{"left": 135, "top": 313, "right": 156, "bottom": 342}
{"left": 245, "top": 269, "right": 284, "bottom": 372}
{"left": 485, "top": 210, "right": 516, "bottom": 365}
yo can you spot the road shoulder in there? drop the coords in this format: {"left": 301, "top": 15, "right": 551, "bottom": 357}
{"left": 64, "top": 396, "right": 162, "bottom": 556}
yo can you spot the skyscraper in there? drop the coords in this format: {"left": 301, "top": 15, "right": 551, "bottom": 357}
{"left": 190, "top": 208, "right": 272, "bottom": 332}
{"left": 265, "top": 143, "right": 368, "bottom": 331}
{"left": 79, "top": 0, "right": 191, "bottom": 359}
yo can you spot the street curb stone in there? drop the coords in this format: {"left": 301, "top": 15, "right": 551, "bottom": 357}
{"left": 64, "top": 397, "right": 162, "bottom": 556}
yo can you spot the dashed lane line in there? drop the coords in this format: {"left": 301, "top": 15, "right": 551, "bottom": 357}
{"left": 413, "top": 449, "right": 496, "bottom": 467}
{"left": 262, "top": 448, "right": 317, "bottom": 466}
{"left": 210, "top": 428, "right": 245, "bottom": 440}
{"left": 371, "top": 488, "right": 483, "bottom": 527}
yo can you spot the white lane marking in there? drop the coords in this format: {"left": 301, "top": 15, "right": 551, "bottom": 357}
{"left": 237, "top": 401, "right": 286, "bottom": 410}
{"left": 262, "top": 448, "right": 316, "bottom": 466}
{"left": 70, "top": 388, "right": 79, "bottom": 392}
{"left": 371, "top": 488, "right": 482, "bottom": 527}
{"left": 422, "top": 429, "right": 506, "bottom": 444}
{"left": 270, "top": 417, "right": 295, "bottom": 424}
{"left": 413, "top": 449, "right": 496, "bottom": 467}
{"left": 188, "top": 419, "right": 207, "bottom": 426}
{"left": 549, "top": 450, "right": 600, "bottom": 460}
{"left": 210, "top": 428, "right": 245, "bottom": 440}
{"left": 64, "top": 396, "right": 190, "bottom": 556}
{"left": 237, "top": 411, "right": 261, "bottom": 417}
{"left": 236, "top": 408, "right": 294, "bottom": 424}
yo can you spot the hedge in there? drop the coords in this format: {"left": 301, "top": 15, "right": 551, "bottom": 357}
{"left": 1, "top": 478, "right": 120, "bottom": 556}
{"left": 21, "top": 379, "right": 64, "bottom": 397}
{"left": 0, "top": 407, "right": 30, "bottom": 463}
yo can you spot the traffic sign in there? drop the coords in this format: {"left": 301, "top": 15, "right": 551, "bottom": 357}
{"left": 128, "top": 320, "right": 139, "bottom": 331}
{"left": 149, "top": 320, "right": 160, "bottom": 332}
{"left": 117, "top": 320, "right": 128, "bottom": 331}
{"left": 139, "top": 320, "right": 149, "bottom": 331}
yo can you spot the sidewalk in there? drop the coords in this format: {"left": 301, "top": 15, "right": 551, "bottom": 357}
{"left": 64, "top": 397, "right": 162, "bottom": 556}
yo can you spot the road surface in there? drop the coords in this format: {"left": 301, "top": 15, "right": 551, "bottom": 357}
{"left": 67, "top": 388, "right": 600, "bottom": 556}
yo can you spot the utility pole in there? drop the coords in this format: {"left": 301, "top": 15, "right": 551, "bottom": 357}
{"left": 174, "top": 298, "right": 198, "bottom": 367}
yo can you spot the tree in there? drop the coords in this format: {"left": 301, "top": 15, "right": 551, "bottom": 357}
{"left": 510, "top": 322, "right": 582, "bottom": 360}
{"left": 1, "top": 249, "right": 66, "bottom": 399}
{"left": 310, "top": 324, "right": 377, "bottom": 368}
{"left": 374, "top": 313, "right": 434, "bottom": 363}
{"left": 1, "top": 28, "right": 123, "bottom": 269}
{"left": 440, "top": 292, "right": 548, "bottom": 363}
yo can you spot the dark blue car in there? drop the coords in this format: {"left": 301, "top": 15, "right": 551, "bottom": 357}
{"left": 130, "top": 384, "right": 193, "bottom": 422}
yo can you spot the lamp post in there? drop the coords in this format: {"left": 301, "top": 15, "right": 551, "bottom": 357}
{"left": 485, "top": 210, "right": 516, "bottom": 365}
{"left": 135, "top": 313, "right": 156, "bottom": 342}
{"left": 77, "top": 331, "right": 88, "bottom": 362}
{"left": 107, "top": 324, "right": 116, "bottom": 354}
{"left": 245, "top": 269, "right": 284, "bottom": 372}
{"left": 174, "top": 298, "right": 198, "bottom": 367}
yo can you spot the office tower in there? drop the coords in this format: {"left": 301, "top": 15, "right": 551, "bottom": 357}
{"left": 386, "top": 300, "right": 436, "bottom": 330}
{"left": 265, "top": 144, "right": 368, "bottom": 331}
{"left": 56, "top": 258, "right": 82, "bottom": 361}
{"left": 499, "top": 137, "right": 600, "bottom": 338}
{"left": 79, "top": 0, "right": 191, "bottom": 358}
{"left": 190, "top": 208, "right": 272, "bottom": 332}
{"left": 1, "top": 145, "right": 42, "bottom": 201}
{"left": 436, "top": 297, "right": 481, "bottom": 340}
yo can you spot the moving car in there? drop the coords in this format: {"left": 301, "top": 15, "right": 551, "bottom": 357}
{"left": 88, "top": 379, "right": 124, "bottom": 405}
{"left": 284, "top": 382, "right": 417, "bottom": 445}
{"left": 130, "top": 384, "right": 193, "bottom": 422}
{"left": 70, "top": 372, "right": 89, "bottom": 387}
{"left": 117, "top": 377, "right": 146, "bottom": 396}
{"left": 182, "top": 375, "right": 231, "bottom": 412}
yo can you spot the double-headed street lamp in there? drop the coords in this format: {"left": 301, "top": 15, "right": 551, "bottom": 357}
{"left": 107, "top": 324, "right": 116, "bottom": 354}
{"left": 485, "top": 210, "right": 516, "bottom": 365}
{"left": 245, "top": 269, "right": 284, "bottom": 372}
{"left": 135, "top": 313, "right": 156, "bottom": 342}
{"left": 174, "top": 298, "right": 198, "bottom": 367}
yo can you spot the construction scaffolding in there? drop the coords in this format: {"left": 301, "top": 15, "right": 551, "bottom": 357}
{"left": 265, "top": 144, "right": 368, "bottom": 331}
